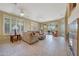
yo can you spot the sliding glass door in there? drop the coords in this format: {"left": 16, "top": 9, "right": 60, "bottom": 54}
{"left": 69, "top": 19, "right": 77, "bottom": 55}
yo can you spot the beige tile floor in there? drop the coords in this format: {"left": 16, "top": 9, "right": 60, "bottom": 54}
{"left": 0, "top": 35, "right": 71, "bottom": 56}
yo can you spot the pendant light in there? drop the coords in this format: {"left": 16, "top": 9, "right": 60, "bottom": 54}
{"left": 20, "top": 9, "right": 24, "bottom": 16}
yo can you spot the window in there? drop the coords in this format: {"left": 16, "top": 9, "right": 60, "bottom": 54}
{"left": 20, "top": 23, "right": 24, "bottom": 32}
{"left": 31, "top": 22, "right": 39, "bottom": 31}
{"left": 17, "top": 21, "right": 24, "bottom": 33}
{"left": 3, "top": 16, "right": 24, "bottom": 35}
{"left": 60, "top": 23, "right": 65, "bottom": 36}
{"left": 61, "top": 24, "right": 65, "bottom": 32}
{"left": 48, "top": 23, "right": 56, "bottom": 31}
{"left": 11, "top": 19, "right": 17, "bottom": 35}
{"left": 17, "top": 21, "right": 21, "bottom": 33}
{"left": 4, "top": 17, "right": 11, "bottom": 35}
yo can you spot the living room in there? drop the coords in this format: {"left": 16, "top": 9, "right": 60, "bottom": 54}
{"left": 0, "top": 3, "right": 78, "bottom": 56}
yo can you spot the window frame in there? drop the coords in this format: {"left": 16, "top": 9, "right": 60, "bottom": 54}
{"left": 3, "top": 15, "right": 24, "bottom": 35}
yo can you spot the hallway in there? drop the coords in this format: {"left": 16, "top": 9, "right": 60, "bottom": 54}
{"left": 0, "top": 35, "right": 71, "bottom": 56}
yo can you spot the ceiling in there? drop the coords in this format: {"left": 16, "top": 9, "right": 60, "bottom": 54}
{"left": 0, "top": 3, "right": 67, "bottom": 22}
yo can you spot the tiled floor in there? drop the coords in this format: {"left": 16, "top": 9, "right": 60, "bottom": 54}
{"left": 69, "top": 38, "right": 77, "bottom": 55}
{"left": 0, "top": 35, "right": 71, "bottom": 56}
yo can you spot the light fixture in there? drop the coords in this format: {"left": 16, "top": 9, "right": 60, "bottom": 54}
{"left": 20, "top": 9, "right": 24, "bottom": 16}
{"left": 20, "top": 12, "right": 24, "bottom": 16}
{"left": 13, "top": 3, "right": 25, "bottom": 17}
